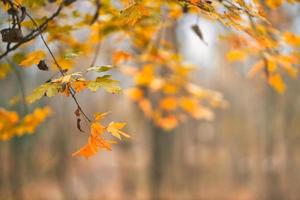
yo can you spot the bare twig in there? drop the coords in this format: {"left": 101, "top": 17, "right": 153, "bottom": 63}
{"left": 90, "top": 0, "right": 101, "bottom": 25}
{"left": 21, "top": 5, "right": 92, "bottom": 122}
{"left": 5, "top": 57, "right": 28, "bottom": 115}
{"left": 3, "top": 0, "right": 93, "bottom": 123}
{"left": 0, "top": 3, "right": 63, "bottom": 60}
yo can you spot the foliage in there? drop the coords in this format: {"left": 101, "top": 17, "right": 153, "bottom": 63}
{"left": 0, "top": 106, "right": 51, "bottom": 140}
{"left": 0, "top": 0, "right": 299, "bottom": 158}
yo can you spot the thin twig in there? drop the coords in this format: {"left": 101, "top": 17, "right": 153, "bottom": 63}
{"left": 22, "top": 6, "right": 92, "bottom": 122}
{"left": 0, "top": 2, "right": 63, "bottom": 60}
{"left": 5, "top": 57, "right": 28, "bottom": 115}
{"left": 5, "top": 0, "right": 92, "bottom": 123}
{"left": 89, "top": 42, "right": 101, "bottom": 68}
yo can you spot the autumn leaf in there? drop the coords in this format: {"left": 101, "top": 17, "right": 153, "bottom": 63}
{"left": 26, "top": 83, "right": 61, "bottom": 104}
{"left": 269, "top": 74, "right": 285, "bottom": 94}
{"left": 283, "top": 32, "right": 300, "bottom": 46}
{"left": 94, "top": 112, "right": 110, "bottom": 121}
{"left": 113, "top": 51, "right": 131, "bottom": 65}
{"left": 126, "top": 88, "right": 144, "bottom": 102}
{"left": 1, "top": 106, "right": 51, "bottom": 141}
{"left": 159, "top": 96, "right": 178, "bottom": 111}
{"left": 266, "top": 0, "right": 283, "bottom": 9}
{"left": 226, "top": 50, "right": 247, "bottom": 62}
{"left": 87, "top": 65, "right": 113, "bottom": 73}
{"left": 72, "top": 80, "right": 87, "bottom": 92}
{"left": 19, "top": 50, "right": 45, "bottom": 67}
{"left": 72, "top": 144, "right": 97, "bottom": 158}
{"left": 119, "top": 3, "right": 150, "bottom": 26}
{"left": 74, "top": 136, "right": 115, "bottom": 157}
{"left": 87, "top": 75, "right": 121, "bottom": 94}
{"left": 138, "top": 98, "right": 153, "bottom": 117}
{"left": 156, "top": 115, "right": 178, "bottom": 131}
{"left": 91, "top": 122, "right": 105, "bottom": 136}
{"left": 107, "top": 122, "right": 130, "bottom": 140}
{"left": 248, "top": 60, "right": 264, "bottom": 78}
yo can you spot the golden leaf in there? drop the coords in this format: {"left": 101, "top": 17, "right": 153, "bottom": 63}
{"left": 159, "top": 96, "right": 178, "bottom": 111}
{"left": 269, "top": 74, "right": 285, "bottom": 93}
{"left": 226, "top": 50, "right": 247, "bottom": 62}
{"left": 113, "top": 51, "right": 131, "bottom": 65}
{"left": 107, "top": 122, "right": 130, "bottom": 140}
{"left": 19, "top": 50, "right": 45, "bottom": 67}
{"left": 157, "top": 115, "right": 178, "bottom": 131}
{"left": 91, "top": 122, "right": 105, "bottom": 136}
{"left": 126, "top": 88, "right": 144, "bottom": 102}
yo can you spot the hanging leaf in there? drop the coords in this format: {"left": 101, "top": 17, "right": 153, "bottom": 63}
{"left": 191, "top": 24, "right": 207, "bottom": 44}
{"left": 37, "top": 60, "right": 49, "bottom": 71}
{"left": 76, "top": 118, "right": 85, "bottom": 132}
{"left": 107, "top": 122, "right": 130, "bottom": 140}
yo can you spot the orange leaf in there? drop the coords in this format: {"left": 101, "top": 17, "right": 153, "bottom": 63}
{"left": 157, "top": 115, "right": 178, "bottom": 131}
{"left": 91, "top": 122, "right": 105, "bottom": 136}
{"left": 226, "top": 50, "right": 247, "bottom": 62}
{"left": 72, "top": 80, "right": 87, "bottom": 93}
{"left": 113, "top": 51, "right": 131, "bottom": 65}
{"left": 72, "top": 144, "right": 97, "bottom": 158}
{"left": 269, "top": 74, "right": 285, "bottom": 94}
{"left": 159, "top": 96, "right": 177, "bottom": 111}
{"left": 126, "top": 88, "right": 144, "bottom": 101}
{"left": 19, "top": 50, "right": 45, "bottom": 67}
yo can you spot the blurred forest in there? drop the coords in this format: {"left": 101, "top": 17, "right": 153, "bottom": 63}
{"left": 1, "top": 0, "right": 300, "bottom": 200}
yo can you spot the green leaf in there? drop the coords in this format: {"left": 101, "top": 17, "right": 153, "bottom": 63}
{"left": 87, "top": 65, "right": 113, "bottom": 73}
{"left": 26, "top": 82, "right": 61, "bottom": 104}
{"left": 64, "top": 49, "right": 81, "bottom": 59}
{"left": 96, "top": 75, "right": 121, "bottom": 94}
{"left": 87, "top": 75, "right": 121, "bottom": 94}
{"left": 87, "top": 80, "right": 100, "bottom": 92}
{"left": 45, "top": 83, "right": 61, "bottom": 97}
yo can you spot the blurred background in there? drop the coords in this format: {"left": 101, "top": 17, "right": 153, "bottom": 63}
{"left": 1, "top": 3, "right": 300, "bottom": 200}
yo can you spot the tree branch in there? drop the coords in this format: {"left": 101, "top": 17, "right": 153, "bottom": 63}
{"left": 0, "top": 3, "right": 63, "bottom": 60}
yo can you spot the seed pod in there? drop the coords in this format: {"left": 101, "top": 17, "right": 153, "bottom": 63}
{"left": 37, "top": 60, "right": 49, "bottom": 71}
{"left": 1, "top": 28, "right": 23, "bottom": 43}
{"left": 74, "top": 108, "right": 80, "bottom": 117}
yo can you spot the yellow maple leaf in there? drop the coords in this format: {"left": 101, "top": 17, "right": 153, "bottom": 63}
{"left": 156, "top": 115, "right": 178, "bottom": 131}
{"left": 91, "top": 122, "right": 105, "bottom": 136}
{"left": 138, "top": 98, "right": 153, "bottom": 117}
{"left": 126, "top": 88, "right": 144, "bottom": 102}
{"left": 19, "top": 50, "right": 45, "bottom": 67}
{"left": 94, "top": 112, "right": 110, "bottom": 121}
{"left": 226, "top": 50, "right": 247, "bottom": 62}
{"left": 113, "top": 51, "right": 132, "bottom": 65}
{"left": 1, "top": 106, "right": 51, "bottom": 141}
{"left": 120, "top": 3, "right": 150, "bottom": 26}
{"left": 159, "top": 96, "right": 178, "bottom": 111}
{"left": 269, "top": 74, "right": 285, "bottom": 94}
{"left": 107, "top": 122, "right": 130, "bottom": 140}
{"left": 266, "top": 0, "right": 283, "bottom": 9}
{"left": 283, "top": 32, "right": 300, "bottom": 46}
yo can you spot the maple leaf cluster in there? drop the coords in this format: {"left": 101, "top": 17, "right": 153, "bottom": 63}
{"left": 0, "top": 0, "right": 300, "bottom": 158}
{"left": 72, "top": 112, "right": 129, "bottom": 159}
